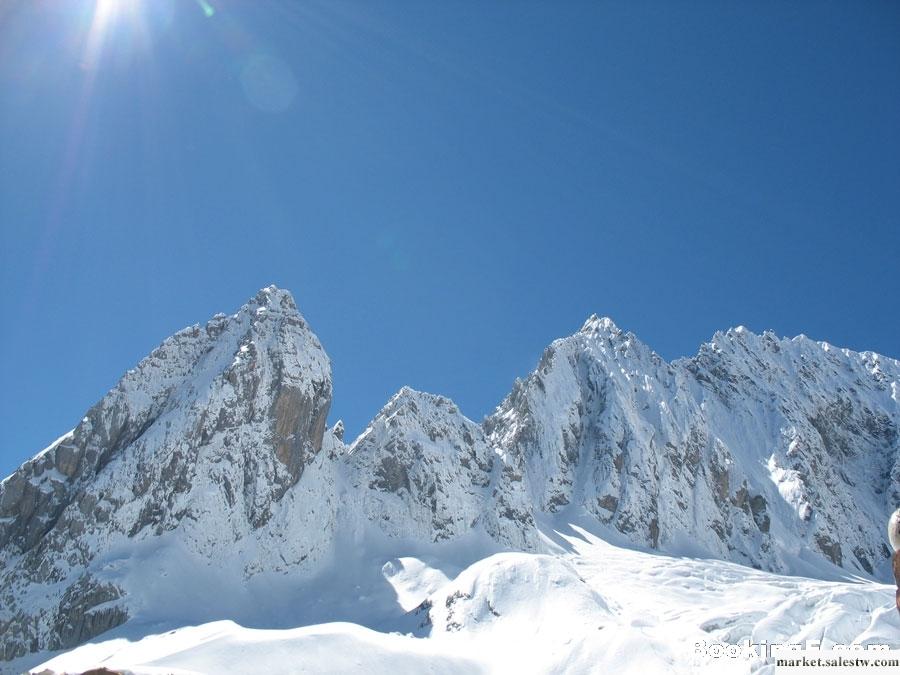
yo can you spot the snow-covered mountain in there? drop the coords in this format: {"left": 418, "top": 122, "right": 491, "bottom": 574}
{"left": 344, "top": 387, "right": 536, "bottom": 550}
{"left": 1, "top": 286, "right": 898, "bottom": 670}
{"left": 486, "top": 315, "right": 899, "bottom": 577}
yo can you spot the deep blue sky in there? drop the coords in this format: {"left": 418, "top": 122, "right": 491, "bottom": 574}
{"left": 1, "top": 0, "right": 898, "bottom": 476}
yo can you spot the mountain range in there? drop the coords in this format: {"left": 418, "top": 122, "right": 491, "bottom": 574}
{"left": 2, "top": 286, "right": 898, "bottom": 672}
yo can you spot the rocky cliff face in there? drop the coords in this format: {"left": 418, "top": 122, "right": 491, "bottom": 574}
{"left": 1, "top": 288, "right": 898, "bottom": 662}
{"left": 0, "top": 287, "right": 335, "bottom": 660}
{"left": 345, "top": 387, "right": 537, "bottom": 550}
{"left": 485, "top": 317, "right": 900, "bottom": 576}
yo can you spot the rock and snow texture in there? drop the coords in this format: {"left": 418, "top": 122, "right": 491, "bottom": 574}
{"left": 345, "top": 387, "right": 537, "bottom": 550}
{"left": 1, "top": 286, "right": 898, "bottom": 667}
{"left": 486, "top": 316, "right": 900, "bottom": 578}
{"left": 0, "top": 287, "right": 336, "bottom": 660}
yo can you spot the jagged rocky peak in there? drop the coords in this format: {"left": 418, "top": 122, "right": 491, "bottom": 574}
{"left": 347, "top": 386, "right": 473, "bottom": 465}
{"left": 578, "top": 314, "right": 668, "bottom": 370}
{"left": 490, "top": 314, "right": 900, "bottom": 577}
{"left": 346, "top": 387, "right": 497, "bottom": 542}
{"left": 575, "top": 314, "right": 662, "bottom": 366}
{"left": 578, "top": 313, "right": 621, "bottom": 336}
{"left": 0, "top": 284, "right": 332, "bottom": 545}
{"left": 346, "top": 386, "right": 539, "bottom": 549}
{"left": 0, "top": 286, "right": 335, "bottom": 660}
{"left": 485, "top": 315, "right": 670, "bottom": 515}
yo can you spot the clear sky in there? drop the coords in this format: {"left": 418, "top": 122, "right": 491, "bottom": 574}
{"left": 1, "top": 0, "right": 898, "bottom": 477}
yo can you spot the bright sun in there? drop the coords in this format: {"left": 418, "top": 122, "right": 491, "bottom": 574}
{"left": 93, "top": 0, "right": 122, "bottom": 27}
{"left": 82, "top": 0, "right": 143, "bottom": 69}
{"left": 90, "top": 0, "right": 147, "bottom": 36}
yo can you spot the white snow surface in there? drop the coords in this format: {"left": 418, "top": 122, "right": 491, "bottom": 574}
{"left": 28, "top": 523, "right": 900, "bottom": 675}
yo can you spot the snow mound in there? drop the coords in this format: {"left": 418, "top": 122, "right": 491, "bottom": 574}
{"left": 27, "top": 533, "right": 900, "bottom": 675}
{"left": 31, "top": 621, "right": 484, "bottom": 675}
{"left": 419, "top": 553, "right": 640, "bottom": 675}
{"left": 426, "top": 552, "right": 609, "bottom": 634}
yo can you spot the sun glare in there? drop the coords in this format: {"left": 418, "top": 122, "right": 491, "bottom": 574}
{"left": 81, "top": 0, "right": 145, "bottom": 70}
{"left": 89, "top": 0, "right": 146, "bottom": 38}
{"left": 92, "top": 0, "right": 122, "bottom": 30}
{"left": 82, "top": 2, "right": 112, "bottom": 71}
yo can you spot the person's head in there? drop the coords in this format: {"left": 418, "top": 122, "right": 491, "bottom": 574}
{"left": 889, "top": 509, "right": 900, "bottom": 552}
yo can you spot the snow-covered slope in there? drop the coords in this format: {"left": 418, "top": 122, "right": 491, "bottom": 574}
{"left": 1, "top": 286, "right": 898, "bottom": 668}
{"left": 28, "top": 525, "right": 900, "bottom": 675}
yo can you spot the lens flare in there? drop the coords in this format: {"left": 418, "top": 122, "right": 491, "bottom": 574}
{"left": 194, "top": 0, "right": 216, "bottom": 18}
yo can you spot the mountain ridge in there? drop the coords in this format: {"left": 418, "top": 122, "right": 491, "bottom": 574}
{"left": 1, "top": 285, "right": 897, "bottom": 664}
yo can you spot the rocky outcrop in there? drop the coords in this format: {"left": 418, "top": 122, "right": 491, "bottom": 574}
{"left": 346, "top": 387, "right": 537, "bottom": 549}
